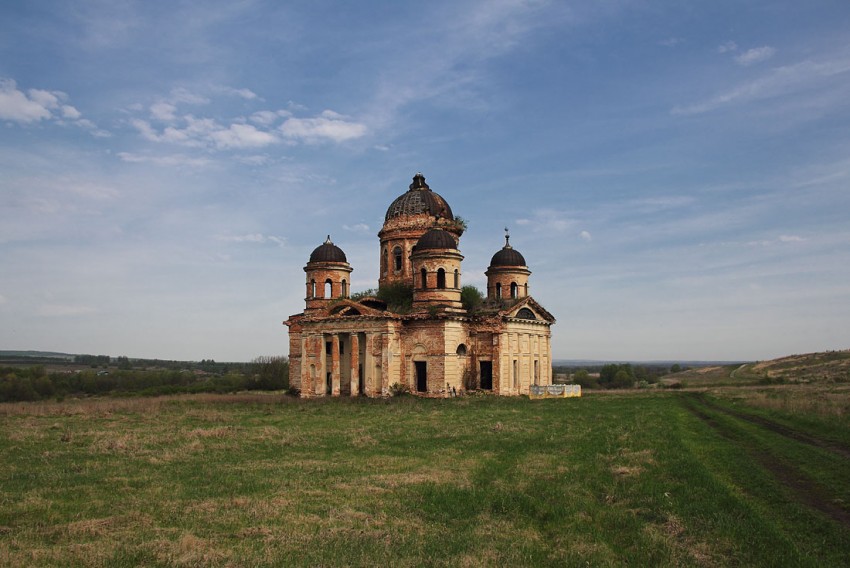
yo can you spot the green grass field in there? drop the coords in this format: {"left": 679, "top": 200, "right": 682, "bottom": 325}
{"left": 1, "top": 391, "right": 849, "bottom": 566}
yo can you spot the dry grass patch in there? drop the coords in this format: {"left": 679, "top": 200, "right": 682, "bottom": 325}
{"left": 152, "top": 532, "right": 233, "bottom": 567}
{"left": 88, "top": 431, "right": 144, "bottom": 454}
{"left": 517, "top": 452, "right": 564, "bottom": 478}
{"left": 186, "top": 426, "right": 237, "bottom": 439}
{"left": 712, "top": 384, "right": 850, "bottom": 420}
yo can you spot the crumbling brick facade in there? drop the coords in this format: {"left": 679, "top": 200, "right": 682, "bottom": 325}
{"left": 284, "top": 173, "right": 555, "bottom": 397}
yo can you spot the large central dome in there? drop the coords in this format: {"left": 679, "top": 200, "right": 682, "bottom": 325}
{"left": 384, "top": 173, "right": 454, "bottom": 222}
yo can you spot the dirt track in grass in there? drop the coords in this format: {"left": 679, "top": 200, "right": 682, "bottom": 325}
{"left": 681, "top": 394, "right": 850, "bottom": 528}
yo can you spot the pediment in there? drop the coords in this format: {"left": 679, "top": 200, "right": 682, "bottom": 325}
{"left": 502, "top": 297, "right": 555, "bottom": 324}
{"left": 326, "top": 299, "right": 386, "bottom": 317}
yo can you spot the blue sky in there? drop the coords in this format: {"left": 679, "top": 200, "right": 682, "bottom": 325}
{"left": 2, "top": 1, "right": 849, "bottom": 362}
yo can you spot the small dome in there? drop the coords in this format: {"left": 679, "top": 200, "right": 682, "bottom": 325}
{"left": 415, "top": 228, "right": 457, "bottom": 251}
{"left": 489, "top": 231, "right": 526, "bottom": 267}
{"left": 309, "top": 236, "right": 347, "bottom": 263}
{"left": 490, "top": 247, "right": 526, "bottom": 267}
{"left": 385, "top": 173, "right": 454, "bottom": 222}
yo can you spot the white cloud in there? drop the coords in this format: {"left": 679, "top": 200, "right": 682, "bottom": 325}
{"left": 62, "top": 105, "right": 82, "bottom": 119}
{"left": 280, "top": 111, "right": 367, "bottom": 143}
{"left": 0, "top": 78, "right": 107, "bottom": 136}
{"left": 735, "top": 46, "right": 776, "bottom": 66}
{"left": 150, "top": 102, "right": 177, "bottom": 121}
{"left": 237, "top": 154, "right": 272, "bottom": 166}
{"left": 746, "top": 235, "right": 806, "bottom": 247}
{"left": 169, "top": 87, "right": 209, "bottom": 105}
{"left": 209, "top": 123, "right": 278, "bottom": 149}
{"left": 217, "top": 233, "right": 286, "bottom": 247}
{"left": 27, "top": 88, "right": 63, "bottom": 109}
{"left": 132, "top": 112, "right": 279, "bottom": 150}
{"left": 0, "top": 293, "right": 6, "bottom": 305}
{"left": 117, "top": 152, "right": 211, "bottom": 167}
{"left": 343, "top": 223, "right": 370, "bottom": 233}
{"left": 717, "top": 41, "right": 738, "bottom": 54}
{"left": 232, "top": 88, "right": 257, "bottom": 100}
{"left": 579, "top": 230, "right": 592, "bottom": 242}
{"left": 249, "top": 110, "right": 282, "bottom": 126}
{"left": 130, "top": 118, "right": 161, "bottom": 142}
{"left": 0, "top": 79, "right": 54, "bottom": 122}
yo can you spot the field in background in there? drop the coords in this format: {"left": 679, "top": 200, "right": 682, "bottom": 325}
{"left": 2, "top": 390, "right": 849, "bottom": 566}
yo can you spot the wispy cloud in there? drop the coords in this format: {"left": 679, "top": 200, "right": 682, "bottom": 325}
{"left": 717, "top": 41, "right": 738, "bottom": 54}
{"left": 671, "top": 54, "right": 850, "bottom": 115}
{"left": 366, "top": 1, "right": 574, "bottom": 130}
{"left": 117, "top": 152, "right": 212, "bottom": 167}
{"left": 150, "top": 102, "right": 177, "bottom": 121}
{"left": 734, "top": 46, "right": 776, "bottom": 66}
{"left": 343, "top": 223, "right": 370, "bottom": 233}
{"left": 515, "top": 209, "right": 574, "bottom": 233}
{"left": 659, "top": 37, "right": 683, "bottom": 47}
{"left": 579, "top": 230, "right": 592, "bottom": 242}
{"left": 217, "top": 233, "right": 286, "bottom": 247}
{"left": 249, "top": 110, "right": 290, "bottom": 126}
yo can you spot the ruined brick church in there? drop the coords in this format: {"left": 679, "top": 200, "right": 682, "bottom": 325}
{"left": 284, "top": 173, "right": 555, "bottom": 397}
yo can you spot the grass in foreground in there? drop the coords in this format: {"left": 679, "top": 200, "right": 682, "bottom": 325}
{"left": 1, "top": 392, "right": 848, "bottom": 566}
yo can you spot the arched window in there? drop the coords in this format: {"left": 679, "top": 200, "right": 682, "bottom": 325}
{"left": 325, "top": 279, "right": 332, "bottom": 298}
{"left": 381, "top": 247, "right": 387, "bottom": 276}
{"left": 524, "top": 283, "right": 528, "bottom": 297}
{"left": 516, "top": 308, "right": 536, "bottom": 320}
{"left": 341, "top": 279, "right": 347, "bottom": 298}
{"left": 456, "top": 344, "right": 467, "bottom": 356}
{"left": 510, "top": 282, "right": 518, "bottom": 299}
{"left": 495, "top": 283, "right": 502, "bottom": 300}
{"left": 421, "top": 268, "right": 428, "bottom": 289}
{"left": 308, "top": 279, "right": 316, "bottom": 298}
{"left": 393, "top": 246, "right": 403, "bottom": 272}
{"left": 454, "top": 269, "right": 459, "bottom": 289}
{"left": 437, "top": 268, "right": 446, "bottom": 289}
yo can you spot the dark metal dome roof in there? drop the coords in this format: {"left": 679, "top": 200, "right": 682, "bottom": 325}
{"left": 490, "top": 247, "right": 526, "bottom": 267}
{"left": 384, "top": 173, "right": 454, "bottom": 222}
{"left": 309, "top": 236, "right": 347, "bottom": 263}
{"left": 489, "top": 231, "right": 526, "bottom": 267}
{"left": 415, "top": 228, "right": 457, "bottom": 251}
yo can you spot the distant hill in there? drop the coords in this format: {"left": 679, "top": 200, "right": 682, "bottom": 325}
{"left": 553, "top": 359, "right": 745, "bottom": 368}
{"left": 667, "top": 350, "right": 850, "bottom": 386}
{"left": 749, "top": 350, "right": 850, "bottom": 383}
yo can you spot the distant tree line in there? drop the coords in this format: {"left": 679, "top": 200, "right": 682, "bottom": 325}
{"left": 0, "top": 356, "right": 290, "bottom": 403}
{"left": 554, "top": 363, "right": 687, "bottom": 390}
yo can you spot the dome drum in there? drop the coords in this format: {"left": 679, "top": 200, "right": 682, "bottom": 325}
{"left": 304, "top": 236, "right": 352, "bottom": 312}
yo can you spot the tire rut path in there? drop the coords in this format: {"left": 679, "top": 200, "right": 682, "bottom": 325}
{"left": 681, "top": 394, "right": 850, "bottom": 528}
{"left": 695, "top": 393, "right": 850, "bottom": 460}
